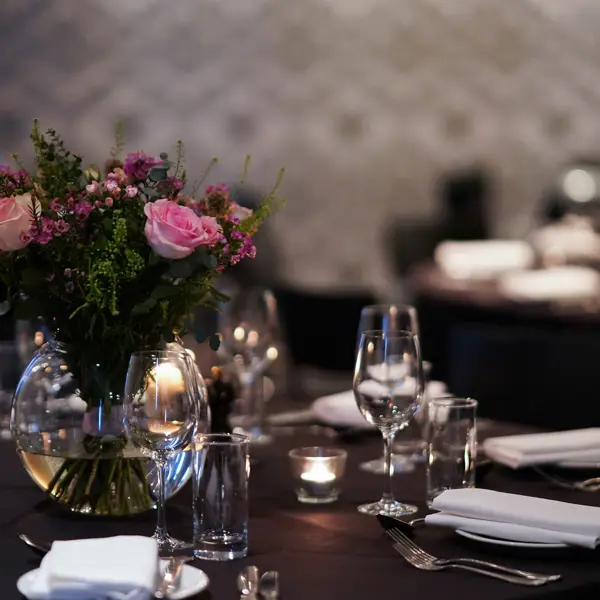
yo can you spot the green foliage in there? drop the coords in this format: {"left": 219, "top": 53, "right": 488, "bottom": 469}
{"left": 0, "top": 121, "right": 283, "bottom": 400}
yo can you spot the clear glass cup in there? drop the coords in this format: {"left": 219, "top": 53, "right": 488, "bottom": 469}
{"left": 193, "top": 433, "right": 250, "bottom": 561}
{"left": 426, "top": 397, "right": 477, "bottom": 507}
{"left": 354, "top": 330, "right": 424, "bottom": 516}
{"left": 356, "top": 305, "right": 420, "bottom": 475}
{"left": 123, "top": 350, "right": 201, "bottom": 556}
{"left": 218, "top": 287, "right": 280, "bottom": 444}
{"left": 289, "top": 447, "right": 347, "bottom": 504}
{"left": 0, "top": 342, "right": 27, "bottom": 438}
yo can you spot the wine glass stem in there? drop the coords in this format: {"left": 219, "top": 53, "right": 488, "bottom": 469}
{"left": 154, "top": 456, "right": 169, "bottom": 543}
{"left": 382, "top": 429, "right": 396, "bottom": 504}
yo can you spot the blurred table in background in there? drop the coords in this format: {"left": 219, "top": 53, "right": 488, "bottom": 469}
{"left": 410, "top": 262, "right": 600, "bottom": 431}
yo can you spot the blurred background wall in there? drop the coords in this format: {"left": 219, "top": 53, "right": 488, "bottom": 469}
{"left": 2, "top": 0, "right": 600, "bottom": 296}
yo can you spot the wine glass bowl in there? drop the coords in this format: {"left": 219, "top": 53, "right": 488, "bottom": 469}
{"left": 353, "top": 330, "right": 424, "bottom": 517}
{"left": 356, "top": 304, "right": 420, "bottom": 475}
{"left": 218, "top": 288, "right": 280, "bottom": 443}
{"left": 124, "top": 350, "right": 201, "bottom": 555}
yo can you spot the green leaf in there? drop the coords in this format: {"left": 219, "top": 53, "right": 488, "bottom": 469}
{"left": 208, "top": 334, "right": 221, "bottom": 351}
{"left": 131, "top": 297, "right": 157, "bottom": 316}
{"left": 21, "top": 268, "right": 43, "bottom": 287}
{"left": 141, "top": 186, "right": 159, "bottom": 198}
{"left": 167, "top": 256, "right": 196, "bottom": 279}
{"left": 194, "top": 325, "right": 207, "bottom": 343}
{"left": 151, "top": 285, "right": 181, "bottom": 299}
{"left": 197, "top": 249, "right": 217, "bottom": 269}
{"left": 101, "top": 218, "right": 113, "bottom": 235}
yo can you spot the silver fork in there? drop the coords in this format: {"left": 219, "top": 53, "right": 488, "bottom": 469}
{"left": 385, "top": 528, "right": 560, "bottom": 582}
{"left": 533, "top": 467, "right": 600, "bottom": 492}
{"left": 385, "top": 529, "right": 559, "bottom": 586}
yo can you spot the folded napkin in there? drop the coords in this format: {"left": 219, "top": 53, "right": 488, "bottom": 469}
{"left": 434, "top": 240, "right": 534, "bottom": 280}
{"left": 426, "top": 488, "right": 600, "bottom": 548}
{"left": 311, "top": 381, "right": 447, "bottom": 429}
{"left": 27, "top": 536, "right": 159, "bottom": 600}
{"left": 483, "top": 428, "right": 600, "bottom": 468}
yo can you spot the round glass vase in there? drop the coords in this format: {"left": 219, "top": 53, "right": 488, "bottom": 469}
{"left": 10, "top": 341, "right": 206, "bottom": 516}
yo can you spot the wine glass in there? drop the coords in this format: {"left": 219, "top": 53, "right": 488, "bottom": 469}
{"left": 123, "top": 350, "right": 200, "bottom": 555}
{"left": 218, "top": 287, "right": 280, "bottom": 444}
{"left": 356, "top": 305, "right": 419, "bottom": 474}
{"left": 354, "top": 330, "right": 424, "bottom": 516}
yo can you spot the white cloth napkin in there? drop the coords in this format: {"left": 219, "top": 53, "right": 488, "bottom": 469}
{"left": 434, "top": 240, "right": 534, "bottom": 280}
{"left": 27, "top": 536, "right": 159, "bottom": 600}
{"left": 483, "top": 428, "right": 600, "bottom": 468}
{"left": 311, "top": 381, "right": 447, "bottom": 429}
{"left": 426, "top": 488, "right": 600, "bottom": 548}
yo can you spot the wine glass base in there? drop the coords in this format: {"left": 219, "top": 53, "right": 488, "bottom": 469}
{"left": 156, "top": 536, "right": 193, "bottom": 558}
{"left": 357, "top": 499, "right": 418, "bottom": 517}
{"left": 359, "top": 455, "right": 415, "bottom": 475}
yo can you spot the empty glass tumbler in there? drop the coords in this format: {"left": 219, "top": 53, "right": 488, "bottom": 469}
{"left": 193, "top": 433, "right": 250, "bottom": 561}
{"left": 426, "top": 397, "right": 477, "bottom": 507}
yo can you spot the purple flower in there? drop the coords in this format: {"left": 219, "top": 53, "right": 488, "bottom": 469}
{"left": 75, "top": 200, "right": 93, "bottom": 219}
{"left": 49, "top": 198, "right": 62, "bottom": 213}
{"left": 19, "top": 231, "right": 33, "bottom": 245}
{"left": 55, "top": 220, "right": 70, "bottom": 233}
{"left": 37, "top": 231, "right": 52, "bottom": 245}
{"left": 123, "top": 152, "right": 161, "bottom": 182}
{"left": 168, "top": 176, "right": 184, "bottom": 191}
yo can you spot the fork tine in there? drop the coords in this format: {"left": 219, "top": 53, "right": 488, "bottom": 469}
{"left": 386, "top": 527, "right": 437, "bottom": 562}
{"left": 386, "top": 529, "right": 433, "bottom": 562}
{"left": 390, "top": 532, "right": 429, "bottom": 564}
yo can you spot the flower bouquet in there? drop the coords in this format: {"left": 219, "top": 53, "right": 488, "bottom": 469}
{"left": 4, "top": 121, "right": 282, "bottom": 515}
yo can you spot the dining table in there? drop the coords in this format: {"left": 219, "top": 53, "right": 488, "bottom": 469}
{"left": 3, "top": 420, "right": 600, "bottom": 600}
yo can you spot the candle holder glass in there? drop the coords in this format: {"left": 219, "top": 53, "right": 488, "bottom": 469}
{"left": 289, "top": 447, "right": 347, "bottom": 504}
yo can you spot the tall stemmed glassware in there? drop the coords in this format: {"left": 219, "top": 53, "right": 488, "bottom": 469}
{"left": 354, "top": 330, "right": 424, "bottom": 516}
{"left": 218, "top": 287, "right": 280, "bottom": 444}
{"left": 356, "top": 305, "right": 419, "bottom": 474}
{"left": 124, "top": 350, "right": 200, "bottom": 556}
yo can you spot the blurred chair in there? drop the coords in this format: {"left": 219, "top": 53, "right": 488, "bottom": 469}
{"left": 447, "top": 322, "right": 600, "bottom": 430}
{"left": 386, "top": 168, "right": 491, "bottom": 282}
{"left": 438, "top": 168, "right": 490, "bottom": 241}
{"left": 274, "top": 286, "right": 377, "bottom": 374}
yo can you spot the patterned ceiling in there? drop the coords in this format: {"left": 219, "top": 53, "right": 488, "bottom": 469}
{"left": 1, "top": 0, "right": 600, "bottom": 293}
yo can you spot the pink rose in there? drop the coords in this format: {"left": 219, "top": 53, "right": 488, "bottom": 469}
{"left": 0, "top": 193, "right": 36, "bottom": 251}
{"left": 144, "top": 198, "right": 222, "bottom": 259}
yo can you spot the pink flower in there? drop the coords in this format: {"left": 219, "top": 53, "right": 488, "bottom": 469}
{"left": 103, "top": 179, "right": 120, "bottom": 194}
{"left": 105, "top": 197, "right": 114, "bottom": 208}
{"left": 0, "top": 193, "right": 36, "bottom": 251}
{"left": 49, "top": 198, "right": 62, "bottom": 213}
{"left": 144, "top": 198, "right": 222, "bottom": 259}
{"left": 125, "top": 185, "right": 139, "bottom": 198}
{"left": 124, "top": 152, "right": 161, "bottom": 181}
{"left": 86, "top": 181, "right": 100, "bottom": 195}
{"left": 55, "top": 220, "right": 70, "bottom": 233}
{"left": 75, "top": 200, "right": 93, "bottom": 219}
{"left": 230, "top": 202, "right": 253, "bottom": 221}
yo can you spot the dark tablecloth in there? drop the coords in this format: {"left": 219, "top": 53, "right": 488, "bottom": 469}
{"left": 3, "top": 428, "right": 600, "bottom": 600}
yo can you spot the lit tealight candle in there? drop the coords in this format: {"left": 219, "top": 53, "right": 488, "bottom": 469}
{"left": 289, "top": 447, "right": 347, "bottom": 504}
{"left": 301, "top": 462, "right": 336, "bottom": 483}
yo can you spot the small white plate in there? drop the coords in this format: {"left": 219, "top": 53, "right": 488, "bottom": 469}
{"left": 456, "top": 529, "right": 568, "bottom": 549}
{"left": 17, "top": 560, "right": 209, "bottom": 600}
